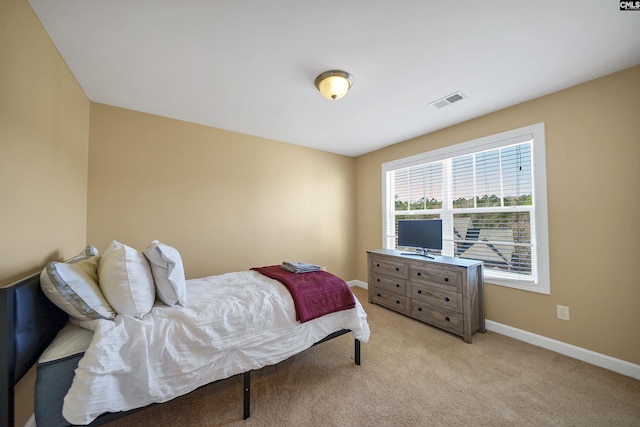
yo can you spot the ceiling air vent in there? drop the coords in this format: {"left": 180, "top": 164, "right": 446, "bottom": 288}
{"left": 429, "top": 91, "right": 466, "bottom": 109}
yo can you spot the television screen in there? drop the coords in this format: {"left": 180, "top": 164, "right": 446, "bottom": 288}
{"left": 397, "top": 219, "right": 443, "bottom": 252}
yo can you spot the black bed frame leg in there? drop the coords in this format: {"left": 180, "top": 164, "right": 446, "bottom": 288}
{"left": 355, "top": 338, "right": 361, "bottom": 366}
{"left": 243, "top": 371, "right": 251, "bottom": 420}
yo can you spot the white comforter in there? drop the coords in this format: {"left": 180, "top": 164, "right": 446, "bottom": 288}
{"left": 63, "top": 271, "right": 370, "bottom": 425}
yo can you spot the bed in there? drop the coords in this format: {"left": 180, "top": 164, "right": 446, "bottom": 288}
{"left": 1, "top": 243, "right": 369, "bottom": 427}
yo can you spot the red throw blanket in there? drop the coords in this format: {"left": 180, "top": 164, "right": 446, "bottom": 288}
{"left": 251, "top": 265, "right": 356, "bottom": 323}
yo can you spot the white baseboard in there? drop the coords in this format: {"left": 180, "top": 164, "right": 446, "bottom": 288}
{"left": 486, "top": 320, "right": 640, "bottom": 380}
{"left": 348, "top": 279, "right": 368, "bottom": 289}
{"left": 348, "top": 280, "right": 638, "bottom": 379}
{"left": 24, "top": 414, "right": 36, "bottom": 427}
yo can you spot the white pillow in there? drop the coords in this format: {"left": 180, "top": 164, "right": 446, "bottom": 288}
{"left": 142, "top": 240, "right": 186, "bottom": 306}
{"left": 98, "top": 241, "right": 155, "bottom": 318}
{"left": 40, "top": 256, "right": 116, "bottom": 321}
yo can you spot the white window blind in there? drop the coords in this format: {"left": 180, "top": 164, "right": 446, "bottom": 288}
{"left": 382, "top": 123, "right": 550, "bottom": 294}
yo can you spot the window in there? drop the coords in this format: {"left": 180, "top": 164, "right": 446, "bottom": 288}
{"left": 382, "top": 123, "right": 550, "bottom": 294}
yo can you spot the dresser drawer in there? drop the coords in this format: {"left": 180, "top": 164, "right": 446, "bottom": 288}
{"left": 410, "top": 265, "right": 462, "bottom": 291}
{"left": 411, "top": 301, "right": 463, "bottom": 335}
{"left": 370, "top": 273, "right": 407, "bottom": 295}
{"left": 409, "top": 284, "right": 461, "bottom": 312}
{"left": 371, "top": 287, "right": 409, "bottom": 314}
{"left": 370, "top": 256, "right": 407, "bottom": 279}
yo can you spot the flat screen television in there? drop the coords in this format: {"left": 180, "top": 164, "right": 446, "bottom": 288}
{"left": 397, "top": 219, "right": 443, "bottom": 258}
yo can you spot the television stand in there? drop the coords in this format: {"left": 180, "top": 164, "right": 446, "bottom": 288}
{"left": 367, "top": 249, "right": 485, "bottom": 343}
{"left": 401, "top": 248, "right": 434, "bottom": 259}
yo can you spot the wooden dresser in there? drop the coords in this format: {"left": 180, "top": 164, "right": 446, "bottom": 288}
{"left": 367, "top": 249, "right": 485, "bottom": 343}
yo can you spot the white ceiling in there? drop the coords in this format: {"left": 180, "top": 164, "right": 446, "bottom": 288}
{"left": 28, "top": 1, "right": 640, "bottom": 157}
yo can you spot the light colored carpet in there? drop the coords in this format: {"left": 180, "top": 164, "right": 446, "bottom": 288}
{"left": 107, "top": 287, "right": 640, "bottom": 426}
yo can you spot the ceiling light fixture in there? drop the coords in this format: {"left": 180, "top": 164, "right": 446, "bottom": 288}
{"left": 314, "top": 70, "right": 353, "bottom": 100}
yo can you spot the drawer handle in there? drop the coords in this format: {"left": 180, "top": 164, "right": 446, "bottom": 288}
{"left": 444, "top": 297, "right": 450, "bottom": 302}
{"left": 417, "top": 272, "right": 422, "bottom": 276}
{"left": 444, "top": 277, "right": 449, "bottom": 282}
{"left": 418, "top": 307, "right": 422, "bottom": 312}
{"left": 396, "top": 283, "right": 400, "bottom": 288}
{"left": 396, "top": 300, "right": 400, "bottom": 304}
{"left": 445, "top": 316, "right": 450, "bottom": 322}
{"left": 377, "top": 278, "right": 380, "bottom": 282}
{"left": 377, "top": 293, "right": 381, "bottom": 297}
{"left": 395, "top": 267, "right": 399, "bottom": 271}
{"left": 376, "top": 263, "right": 380, "bottom": 267}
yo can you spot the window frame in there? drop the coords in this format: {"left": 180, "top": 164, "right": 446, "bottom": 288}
{"left": 381, "top": 123, "right": 550, "bottom": 294}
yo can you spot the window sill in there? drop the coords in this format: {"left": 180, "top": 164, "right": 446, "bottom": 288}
{"left": 484, "top": 273, "right": 549, "bottom": 295}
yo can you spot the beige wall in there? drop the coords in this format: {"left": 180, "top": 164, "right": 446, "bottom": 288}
{"left": 3, "top": 0, "right": 640, "bottom": 422}
{"left": 0, "top": 0, "right": 90, "bottom": 424}
{"left": 0, "top": 0, "right": 90, "bottom": 284}
{"left": 355, "top": 65, "right": 640, "bottom": 365}
{"left": 87, "top": 104, "right": 357, "bottom": 280}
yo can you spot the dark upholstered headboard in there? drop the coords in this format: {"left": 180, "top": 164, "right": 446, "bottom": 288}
{"left": 0, "top": 272, "right": 67, "bottom": 427}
